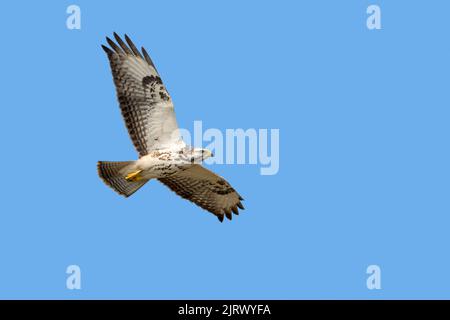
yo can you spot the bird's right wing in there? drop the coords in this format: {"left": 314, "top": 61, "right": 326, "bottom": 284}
{"left": 158, "top": 165, "right": 244, "bottom": 222}
{"left": 102, "top": 33, "right": 182, "bottom": 157}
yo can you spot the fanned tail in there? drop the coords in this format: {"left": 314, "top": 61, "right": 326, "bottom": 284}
{"left": 97, "top": 161, "right": 148, "bottom": 197}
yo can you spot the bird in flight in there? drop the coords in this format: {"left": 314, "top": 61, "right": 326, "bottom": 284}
{"left": 97, "top": 33, "right": 244, "bottom": 222}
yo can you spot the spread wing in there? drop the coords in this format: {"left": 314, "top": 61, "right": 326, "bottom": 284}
{"left": 102, "top": 33, "right": 183, "bottom": 156}
{"left": 158, "top": 165, "right": 244, "bottom": 222}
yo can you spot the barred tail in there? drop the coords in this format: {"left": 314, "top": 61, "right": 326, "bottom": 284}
{"left": 97, "top": 161, "right": 148, "bottom": 197}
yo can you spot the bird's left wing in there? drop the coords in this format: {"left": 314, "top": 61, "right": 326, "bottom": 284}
{"left": 102, "top": 33, "right": 182, "bottom": 157}
{"left": 158, "top": 165, "right": 244, "bottom": 222}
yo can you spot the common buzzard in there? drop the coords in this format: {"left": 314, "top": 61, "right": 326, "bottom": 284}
{"left": 97, "top": 33, "right": 244, "bottom": 222}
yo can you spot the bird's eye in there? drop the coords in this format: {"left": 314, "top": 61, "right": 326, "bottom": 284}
{"left": 191, "top": 157, "right": 195, "bottom": 163}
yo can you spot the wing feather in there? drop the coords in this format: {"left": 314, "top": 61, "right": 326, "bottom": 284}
{"left": 125, "top": 34, "right": 144, "bottom": 59}
{"left": 113, "top": 32, "right": 133, "bottom": 55}
{"left": 141, "top": 47, "right": 157, "bottom": 70}
{"left": 106, "top": 36, "right": 123, "bottom": 54}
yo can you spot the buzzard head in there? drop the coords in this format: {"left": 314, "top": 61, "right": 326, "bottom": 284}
{"left": 190, "top": 148, "right": 213, "bottom": 163}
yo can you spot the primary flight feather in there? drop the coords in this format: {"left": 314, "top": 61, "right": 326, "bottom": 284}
{"left": 97, "top": 33, "right": 244, "bottom": 222}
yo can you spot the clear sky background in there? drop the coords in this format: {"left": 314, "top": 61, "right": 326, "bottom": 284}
{"left": 0, "top": 1, "right": 449, "bottom": 299}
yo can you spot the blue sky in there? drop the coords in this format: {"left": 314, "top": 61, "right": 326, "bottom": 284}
{"left": 0, "top": 1, "right": 449, "bottom": 299}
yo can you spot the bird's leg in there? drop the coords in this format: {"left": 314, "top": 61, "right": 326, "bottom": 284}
{"left": 125, "top": 170, "right": 143, "bottom": 182}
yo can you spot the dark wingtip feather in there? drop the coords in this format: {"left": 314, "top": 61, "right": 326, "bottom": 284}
{"left": 124, "top": 34, "right": 144, "bottom": 59}
{"left": 106, "top": 36, "right": 123, "bottom": 54}
{"left": 101, "top": 44, "right": 113, "bottom": 55}
{"left": 224, "top": 208, "right": 232, "bottom": 221}
{"left": 141, "top": 47, "right": 156, "bottom": 69}
{"left": 113, "top": 32, "right": 132, "bottom": 55}
{"left": 217, "top": 215, "right": 224, "bottom": 223}
{"left": 237, "top": 202, "right": 244, "bottom": 210}
{"left": 231, "top": 206, "right": 239, "bottom": 215}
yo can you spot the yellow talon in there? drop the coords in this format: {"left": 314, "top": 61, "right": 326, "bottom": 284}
{"left": 125, "top": 170, "right": 143, "bottom": 182}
